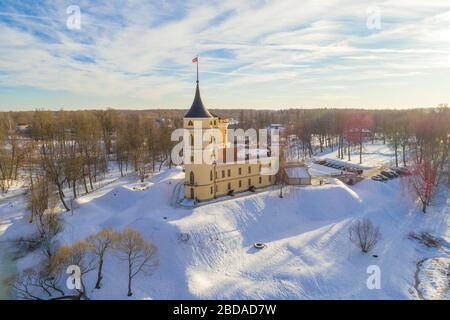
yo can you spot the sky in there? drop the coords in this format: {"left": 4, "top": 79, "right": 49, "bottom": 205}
{"left": 0, "top": 0, "right": 450, "bottom": 111}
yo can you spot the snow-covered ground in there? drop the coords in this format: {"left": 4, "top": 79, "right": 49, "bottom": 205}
{"left": 0, "top": 180, "right": 28, "bottom": 201}
{"left": 417, "top": 257, "right": 449, "bottom": 300}
{"left": 1, "top": 164, "right": 448, "bottom": 300}
{"left": 316, "top": 143, "right": 396, "bottom": 170}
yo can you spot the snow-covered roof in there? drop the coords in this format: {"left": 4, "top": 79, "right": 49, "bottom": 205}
{"left": 285, "top": 166, "right": 310, "bottom": 179}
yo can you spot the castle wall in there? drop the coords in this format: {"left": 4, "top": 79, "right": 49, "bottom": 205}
{"left": 185, "top": 162, "right": 275, "bottom": 201}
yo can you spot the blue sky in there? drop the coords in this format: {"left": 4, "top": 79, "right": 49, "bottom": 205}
{"left": 1, "top": 0, "right": 450, "bottom": 110}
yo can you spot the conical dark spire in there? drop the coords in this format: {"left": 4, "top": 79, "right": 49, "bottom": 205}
{"left": 184, "top": 82, "right": 213, "bottom": 118}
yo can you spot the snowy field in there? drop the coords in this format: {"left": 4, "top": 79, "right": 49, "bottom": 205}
{"left": 1, "top": 165, "right": 448, "bottom": 300}
{"left": 315, "top": 142, "right": 396, "bottom": 170}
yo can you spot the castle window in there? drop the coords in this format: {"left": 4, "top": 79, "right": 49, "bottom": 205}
{"left": 259, "top": 177, "right": 262, "bottom": 184}
{"left": 190, "top": 134, "right": 194, "bottom": 146}
{"left": 222, "top": 170, "right": 225, "bottom": 178}
{"left": 190, "top": 156, "right": 194, "bottom": 163}
{"left": 239, "top": 180, "right": 242, "bottom": 188}
{"left": 248, "top": 166, "right": 251, "bottom": 174}
{"left": 188, "top": 120, "right": 193, "bottom": 126}
{"left": 189, "top": 171, "right": 195, "bottom": 185}
{"left": 210, "top": 186, "right": 213, "bottom": 194}
{"left": 227, "top": 169, "right": 231, "bottom": 177}
{"left": 238, "top": 167, "right": 242, "bottom": 175}
{"left": 190, "top": 188, "right": 194, "bottom": 199}
{"left": 227, "top": 182, "right": 231, "bottom": 190}
{"left": 210, "top": 170, "right": 213, "bottom": 181}
{"left": 269, "top": 175, "right": 272, "bottom": 182}
{"left": 214, "top": 120, "right": 217, "bottom": 125}
{"left": 248, "top": 178, "right": 251, "bottom": 186}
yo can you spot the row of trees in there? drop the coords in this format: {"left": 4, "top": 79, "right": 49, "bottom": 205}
{"left": 13, "top": 228, "right": 158, "bottom": 299}
{"left": 0, "top": 110, "right": 175, "bottom": 211}
{"left": 285, "top": 107, "right": 449, "bottom": 167}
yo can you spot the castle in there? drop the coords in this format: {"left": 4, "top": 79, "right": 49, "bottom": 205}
{"left": 183, "top": 79, "right": 276, "bottom": 202}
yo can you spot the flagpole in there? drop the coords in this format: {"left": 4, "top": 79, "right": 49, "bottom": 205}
{"left": 196, "top": 58, "right": 199, "bottom": 83}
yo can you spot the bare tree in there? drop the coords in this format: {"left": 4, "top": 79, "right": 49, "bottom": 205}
{"left": 52, "top": 241, "right": 97, "bottom": 299}
{"left": 26, "top": 175, "right": 62, "bottom": 239}
{"left": 12, "top": 267, "right": 68, "bottom": 300}
{"left": 113, "top": 228, "right": 158, "bottom": 297}
{"left": 275, "top": 142, "right": 289, "bottom": 198}
{"left": 87, "top": 227, "right": 116, "bottom": 289}
{"left": 348, "top": 218, "right": 381, "bottom": 253}
{"left": 12, "top": 251, "right": 71, "bottom": 300}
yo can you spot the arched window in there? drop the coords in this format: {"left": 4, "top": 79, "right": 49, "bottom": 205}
{"left": 210, "top": 170, "right": 213, "bottom": 181}
{"left": 190, "top": 134, "right": 194, "bottom": 146}
{"left": 190, "top": 171, "right": 195, "bottom": 185}
{"left": 188, "top": 120, "right": 193, "bottom": 126}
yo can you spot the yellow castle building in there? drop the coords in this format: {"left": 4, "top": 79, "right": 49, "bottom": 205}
{"left": 183, "top": 78, "right": 276, "bottom": 202}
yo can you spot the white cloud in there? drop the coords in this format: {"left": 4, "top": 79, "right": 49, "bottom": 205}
{"left": 0, "top": 0, "right": 449, "bottom": 109}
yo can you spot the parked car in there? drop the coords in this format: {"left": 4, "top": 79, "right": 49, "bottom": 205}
{"left": 376, "top": 174, "right": 388, "bottom": 181}
{"left": 371, "top": 176, "right": 383, "bottom": 182}
{"left": 380, "top": 171, "right": 395, "bottom": 179}
{"left": 390, "top": 166, "right": 401, "bottom": 173}
{"left": 389, "top": 171, "right": 399, "bottom": 177}
{"left": 391, "top": 167, "right": 411, "bottom": 176}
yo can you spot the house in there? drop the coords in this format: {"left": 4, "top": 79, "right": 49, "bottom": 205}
{"left": 15, "top": 123, "right": 31, "bottom": 135}
{"left": 284, "top": 164, "right": 312, "bottom": 185}
{"left": 183, "top": 79, "right": 276, "bottom": 202}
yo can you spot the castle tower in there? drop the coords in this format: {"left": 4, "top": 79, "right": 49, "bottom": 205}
{"left": 184, "top": 78, "right": 219, "bottom": 201}
{"left": 183, "top": 61, "right": 274, "bottom": 202}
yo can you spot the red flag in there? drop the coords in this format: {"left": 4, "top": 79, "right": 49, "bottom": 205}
{"left": 192, "top": 57, "right": 198, "bottom": 63}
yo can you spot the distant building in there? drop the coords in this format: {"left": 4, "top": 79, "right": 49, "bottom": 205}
{"left": 15, "top": 123, "right": 31, "bottom": 135}
{"left": 267, "top": 123, "right": 285, "bottom": 133}
{"left": 344, "top": 128, "right": 371, "bottom": 138}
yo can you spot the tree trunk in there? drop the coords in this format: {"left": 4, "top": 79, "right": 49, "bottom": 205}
{"left": 359, "top": 137, "right": 362, "bottom": 164}
{"left": 402, "top": 144, "right": 407, "bottom": 167}
{"left": 56, "top": 181, "right": 70, "bottom": 211}
{"left": 394, "top": 141, "right": 398, "bottom": 167}
{"left": 83, "top": 175, "right": 89, "bottom": 194}
{"left": 127, "top": 261, "right": 133, "bottom": 296}
{"left": 348, "top": 142, "right": 351, "bottom": 161}
{"left": 95, "top": 258, "right": 104, "bottom": 289}
{"left": 72, "top": 179, "right": 77, "bottom": 199}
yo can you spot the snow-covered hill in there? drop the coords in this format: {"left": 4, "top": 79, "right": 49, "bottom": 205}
{"left": 1, "top": 167, "right": 448, "bottom": 299}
